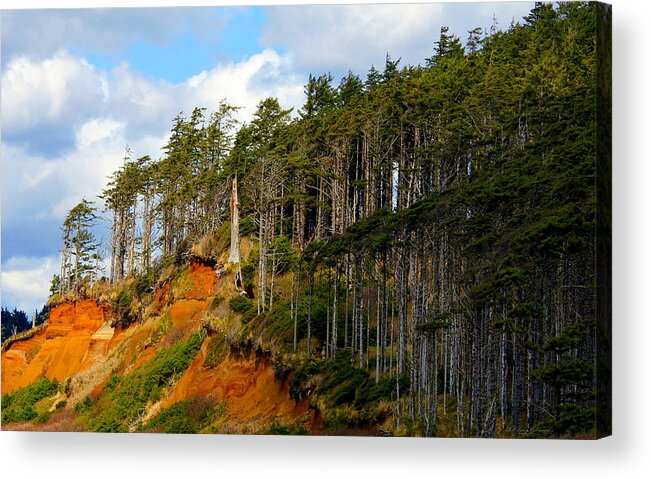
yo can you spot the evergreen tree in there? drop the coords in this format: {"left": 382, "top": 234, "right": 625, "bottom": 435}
{"left": 1, "top": 308, "right": 30, "bottom": 342}
{"left": 61, "top": 199, "right": 99, "bottom": 291}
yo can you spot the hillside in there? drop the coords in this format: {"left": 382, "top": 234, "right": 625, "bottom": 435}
{"left": 1, "top": 2, "right": 610, "bottom": 438}
{"left": 2, "top": 242, "right": 321, "bottom": 433}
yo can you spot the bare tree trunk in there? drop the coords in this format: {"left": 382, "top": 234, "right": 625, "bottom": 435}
{"left": 307, "top": 274, "right": 313, "bottom": 357}
{"left": 332, "top": 262, "right": 338, "bottom": 356}
{"left": 292, "top": 264, "right": 302, "bottom": 352}
{"left": 141, "top": 191, "right": 153, "bottom": 272}
{"left": 376, "top": 263, "right": 381, "bottom": 383}
{"left": 229, "top": 177, "right": 241, "bottom": 264}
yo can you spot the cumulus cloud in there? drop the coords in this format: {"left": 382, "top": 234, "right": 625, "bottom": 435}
{"left": 261, "top": 4, "right": 444, "bottom": 74}
{"left": 2, "top": 48, "right": 304, "bottom": 156}
{"left": 186, "top": 49, "right": 304, "bottom": 121}
{"left": 1, "top": 52, "right": 109, "bottom": 155}
{"left": 261, "top": 2, "right": 535, "bottom": 76}
{"left": 0, "top": 256, "right": 60, "bottom": 314}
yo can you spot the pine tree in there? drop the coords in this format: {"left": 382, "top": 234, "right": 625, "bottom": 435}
{"left": 61, "top": 199, "right": 99, "bottom": 292}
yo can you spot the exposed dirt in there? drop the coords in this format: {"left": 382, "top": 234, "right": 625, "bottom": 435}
{"left": 1, "top": 260, "right": 322, "bottom": 434}
{"left": 1, "top": 299, "right": 111, "bottom": 394}
{"left": 163, "top": 342, "right": 321, "bottom": 433}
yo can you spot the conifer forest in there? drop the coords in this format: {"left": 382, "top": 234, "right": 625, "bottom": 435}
{"left": 2, "top": 2, "right": 611, "bottom": 438}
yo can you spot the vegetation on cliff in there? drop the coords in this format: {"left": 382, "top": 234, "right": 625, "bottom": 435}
{"left": 73, "top": 331, "right": 204, "bottom": 432}
{"left": 3, "top": 2, "right": 609, "bottom": 438}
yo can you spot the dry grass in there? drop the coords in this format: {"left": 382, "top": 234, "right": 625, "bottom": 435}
{"left": 1, "top": 409, "right": 87, "bottom": 432}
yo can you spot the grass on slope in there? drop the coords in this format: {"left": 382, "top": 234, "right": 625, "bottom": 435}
{"left": 76, "top": 331, "right": 205, "bottom": 432}
{"left": 1, "top": 377, "right": 59, "bottom": 424}
{"left": 139, "top": 396, "right": 226, "bottom": 434}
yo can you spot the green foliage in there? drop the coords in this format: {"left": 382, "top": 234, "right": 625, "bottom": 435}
{"left": 266, "top": 420, "right": 308, "bottom": 435}
{"left": 203, "top": 333, "right": 229, "bottom": 368}
{"left": 269, "top": 235, "right": 296, "bottom": 274}
{"left": 61, "top": 198, "right": 99, "bottom": 291}
{"left": 105, "top": 374, "right": 122, "bottom": 392}
{"left": 62, "top": 377, "right": 73, "bottom": 395}
{"left": 239, "top": 216, "right": 255, "bottom": 237}
{"left": 229, "top": 296, "right": 256, "bottom": 323}
{"left": 1, "top": 377, "right": 59, "bottom": 424}
{"left": 34, "top": 409, "right": 53, "bottom": 424}
{"left": 113, "top": 289, "right": 136, "bottom": 327}
{"left": 532, "top": 359, "right": 593, "bottom": 389}
{"left": 78, "top": 332, "right": 205, "bottom": 432}
{"left": 290, "top": 351, "right": 406, "bottom": 428}
{"left": 259, "top": 299, "right": 294, "bottom": 344}
{"left": 74, "top": 395, "right": 93, "bottom": 414}
{"left": 241, "top": 262, "right": 256, "bottom": 287}
{"left": 133, "top": 271, "right": 156, "bottom": 299}
{"left": 543, "top": 322, "right": 591, "bottom": 353}
{"left": 140, "top": 396, "right": 224, "bottom": 434}
{"left": 1, "top": 307, "right": 31, "bottom": 343}
{"left": 34, "top": 304, "right": 50, "bottom": 327}
{"left": 531, "top": 320, "right": 595, "bottom": 438}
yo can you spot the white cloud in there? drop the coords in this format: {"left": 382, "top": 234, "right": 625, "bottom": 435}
{"left": 2, "top": 48, "right": 305, "bottom": 160}
{"left": 75, "top": 118, "right": 124, "bottom": 149}
{"left": 260, "top": 2, "right": 535, "bottom": 76}
{"left": 1, "top": 47, "right": 305, "bottom": 216}
{"left": 49, "top": 119, "right": 129, "bottom": 219}
{"left": 0, "top": 255, "right": 59, "bottom": 313}
{"left": 261, "top": 4, "right": 443, "bottom": 74}
{"left": 1, "top": 52, "right": 107, "bottom": 138}
{"left": 184, "top": 49, "right": 304, "bottom": 122}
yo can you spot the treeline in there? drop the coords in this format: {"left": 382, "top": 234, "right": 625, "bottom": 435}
{"left": 53, "top": 2, "right": 609, "bottom": 437}
{"left": 1, "top": 307, "right": 48, "bottom": 343}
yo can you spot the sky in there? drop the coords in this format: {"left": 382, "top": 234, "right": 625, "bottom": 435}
{"left": 0, "top": 1, "right": 535, "bottom": 316}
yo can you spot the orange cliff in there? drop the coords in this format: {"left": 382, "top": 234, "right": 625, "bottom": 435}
{"left": 1, "top": 260, "right": 315, "bottom": 433}
{"left": 1, "top": 299, "right": 113, "bottom": 394}
{"left": 1, "top": 260, "right": 220, "bottom": 397}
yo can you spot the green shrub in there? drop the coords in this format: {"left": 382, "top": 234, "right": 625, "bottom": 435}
{"left": 62, "top": 377, "right": 73, "bottom": 395}
{"left": 55, "top": 400, "right": 67, "bottom": 410}
{"left": 74, "top": 395, "right": 93, "bottom": 413}
{"left": 105, "top": 374, "right": 122, "bottom": 392}
{"left": 34, "top": 409, "right": 52, "bottom": 424}
{"left": 114, "top": 289, "right": 135, "bottom": 326}
{"left": 203, "top": 333, "right": 229, "bottom": 368}
{"left": 1, "top": 377, "right": 59, "bottom": 424}
{"left": 239, "top": 216, "right": 255, "bottom": 237}
{"left": 241, "top": 262, "right": 256, "bottom": 286}
{"left": 268, "top": 235, "right": 295, "bottom": 273}
{"left": 289, "top": 351, "right": 407, "bottom": 428}
{"left": 78, "top": 332, "right": 205, "bottom": 432}
{"left": 261, "top": 300, "right": 293, "bottom": 344}
{"left": 229, "top": 295, "right": 253, "bottom": 313}
{"left": 229, "top": 296, "right": 257, "bottom": 323}
{"left": 133, "top": 271, "right": 155, "bottom": 299}
{"left": 141, "top": 396, "right": 223, "bottom": 434}
{"left": 267, "top": 420, "right": 308, "bottom": 435}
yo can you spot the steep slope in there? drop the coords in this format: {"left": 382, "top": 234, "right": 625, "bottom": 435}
{"left": 1, "top": 258, "right": 319, "bottom": 434}
{"left": 2, "top": 300, "right": 112, "bottom": 394}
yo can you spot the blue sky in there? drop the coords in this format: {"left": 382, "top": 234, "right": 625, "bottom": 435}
{"left": 0, "top": 1, "right": 535, "bottom": 315}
